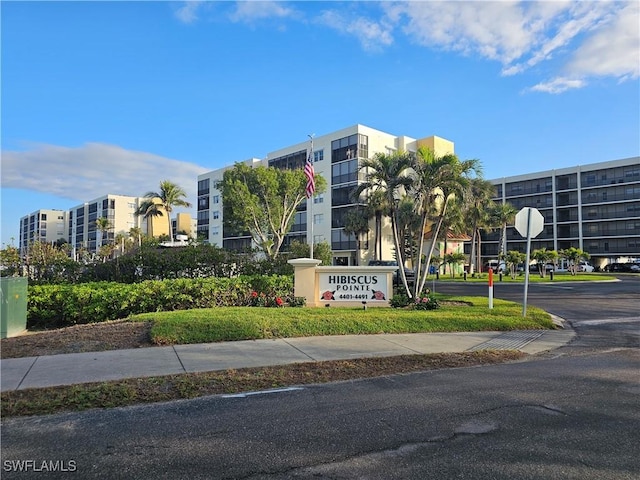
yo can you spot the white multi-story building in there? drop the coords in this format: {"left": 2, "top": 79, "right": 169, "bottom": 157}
{"left": 197, "top": 124, "right": 454, "bottom": 266}
{"left": 487, "top": 157, "right": 640, "bottom": 268}
{"left": 19, "top": 209, "right": 69, "bottom": 252}
{"left": 68, "top": 194, "right": 149, "bottom": 254}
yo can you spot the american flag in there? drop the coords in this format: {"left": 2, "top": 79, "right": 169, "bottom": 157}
{"left": 304, "top": 146, "right": 315, "bottom": 198}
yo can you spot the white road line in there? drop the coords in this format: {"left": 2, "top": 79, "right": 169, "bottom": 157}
{"left": 222, "top": 387, "right": 304, "bottom": 399}
{"left": 575, "top": 317, "right": 640, "bottom": 326}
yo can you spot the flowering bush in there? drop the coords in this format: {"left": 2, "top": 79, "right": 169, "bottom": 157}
{"left": 413, "top": 293, "right": 439, "bottom": 310}
{"left": 247, "top": 291, "right": 305, "bottom": 308}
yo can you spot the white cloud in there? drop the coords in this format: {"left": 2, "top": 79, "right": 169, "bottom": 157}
{"left": 229, "top": 1, "right": 297, "bottom": 23}
{"left": 318, "top": 10, "right": 394, "bottom": 52}
{"left": 529, "top": 77, "right": 586, "bottom": 94}
{"left": 381, "top": 0, "right": 638, "bottom": 92}
{"left": 565, "top": 1, "right": 640, "bottom": 80}
{"left": 174, "top": 1, "right": 204, "bottom": 24}
{"left": 1, "top": 143, "right": 209, "bottom": 206}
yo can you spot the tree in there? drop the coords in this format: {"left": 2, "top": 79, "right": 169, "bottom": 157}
{"left": 350, "top": 188, "right": 391, "bottom": 262}
{"left": 412, "top": 148, "right": 481, "bottom": 296}
{"left": 505, "top": 250, "right": 526, "bottom": 279}
{"left": 0, "top": 239, "right": 21, "bottom": 277}
{"left": 490, "top": 202, "right": 518, "bottom": 260}
{"left": 95, "top": 217, "right": 113, "bottom": 249}
{"left": 129, "top": 227, "right": 143, "bottom": 248}
{"left": 443, "top": 252, "right": 466, "bottom": 278}
{"left": 560, "top": 247, "right": 590, "bottom": 275}
{"left": 531, "top": 248, "right": 558, "bottom": 278}
{"left": 342, "top": 207, "right": 370, "bottom": 257}
{"left": 218, "top": 163, "right": 326, "bottom": 260}
{"left": 355, "top": 151, "right": 414, "bottom": 295}
{"left": 288, "top": 240, "right": 332, "bottom": 266}
{"left": 135, "top": 180, "right": 192, "bottom": 242}
{"left": 463, "top": 179, "right": 496, "bottom": 276}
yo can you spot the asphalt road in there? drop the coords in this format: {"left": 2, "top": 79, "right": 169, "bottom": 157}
{"left": 2, "top": 276, "right": 638, "bottom": 480}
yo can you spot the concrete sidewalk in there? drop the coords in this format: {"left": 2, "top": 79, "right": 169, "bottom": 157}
{"left": 1, "top": 325, "right": 575, "bottom": 392}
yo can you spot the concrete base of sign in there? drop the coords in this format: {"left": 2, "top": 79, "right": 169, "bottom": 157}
{"left": 288, "top": 258, "right": 397, "bottom": 307}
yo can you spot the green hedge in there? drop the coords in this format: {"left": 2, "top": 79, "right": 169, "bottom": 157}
{"left": 27, "top": 275, "right": 294, "bottom": 329}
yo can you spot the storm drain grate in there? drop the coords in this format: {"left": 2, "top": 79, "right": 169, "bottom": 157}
{"left": 467, "top": 331, "right": 544, "bottom": 351}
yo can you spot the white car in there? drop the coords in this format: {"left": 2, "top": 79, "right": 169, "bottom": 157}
{"left": 578, "top": 261, "right": 594, "bottom": 272}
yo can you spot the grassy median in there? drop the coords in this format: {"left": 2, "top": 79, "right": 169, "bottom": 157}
{"left": 136, "top": 296, "right": 553, "bottom": 345}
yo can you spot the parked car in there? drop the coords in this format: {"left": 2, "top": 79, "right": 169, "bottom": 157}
{"left": 484, "top": 260, "right": 506, "bottom": 273}
{"left": 578, "top": 261, "right": 594, "bottom": 272}
{"left": 604, "top": 262, "right": 633, "bottom": 272}
{"left": 368, "top": 260, "right": 415, "bottom": 283}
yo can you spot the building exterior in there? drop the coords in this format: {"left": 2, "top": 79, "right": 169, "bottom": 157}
{"left": 197, "top": 124, "right": 454, "bottom": 266}
{"left": 172, "top": 213, "right": 197, "bottom": 239}
{"left": 19, "top": 209, "right": 69, "bottom": 252}
{"left": 19, "top": 194, "right": 196, "bottom": 257}
{"left": 486, "top": 157, "right": 640, "bottom": 269}
{"left": 68, "top": 194, "right": 149, "bottom": 255}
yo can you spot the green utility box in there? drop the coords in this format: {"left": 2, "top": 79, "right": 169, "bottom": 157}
{"left": 1, "top": 277, "right": 28, "bottom": 339}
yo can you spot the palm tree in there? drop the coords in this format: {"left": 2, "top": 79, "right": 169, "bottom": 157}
{"left": 412, "top": 147, "right": 481, "bottom": 296}
{"left": 129, "top": 227, "right": 143, "bottom": 248}
{"left": 355, "top": 151, "right": 414, "bottom": 295}
{"left": 135, "top": 180, "right": 192, "bottom": 243}
{"left": 559, "top": 247, "right": 590, "bottom": 275}
{"left": 463, "top": 179, "right": 497, "bottom": 275}
{"left": 490, "top": 202, "right": 518, "bottom": 260}
{"left": 95, "top": 217, "right": 113, "bottom": 248}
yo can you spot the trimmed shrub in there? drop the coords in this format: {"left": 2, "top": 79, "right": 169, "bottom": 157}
{"left": 27, "top": 275, "right": 295, "bottom": 329}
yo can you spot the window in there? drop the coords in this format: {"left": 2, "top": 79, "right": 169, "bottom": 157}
{"left": 212, "top": 226, "right": 220, "bottom": 236}
{"left": 331, "top": 159, "right": 358, "bottom": 184}
{"left": 198, "top": 197, "right": 209, "bottom": 210}
{"left": 314, "top": 150, "right": 324, "bottom": 162}
{"left": 313, "top": 214, "right": 323, "bottom": 225}
{"left": 213, "top": 195, "right": 220, "bottom": 204}
{"left": 198, "top": 179, "right": 210, "bottom": 196}
{"left": 41, "top": 213, "right": 47, "bottom": 220}
{"left": 213, "top": 210, "right": 220, "bottom": 220}
{"left": 331, "top": 134, "right": 368, "bottom": 163}
{"left": 314, "top": 194, "right": 324, "bottom": 204}
{"left": 313, "top": 235, "right": 324, "bottom": 243}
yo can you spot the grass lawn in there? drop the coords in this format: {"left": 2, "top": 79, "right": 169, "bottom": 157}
{"left": 131, "top": 296, "right": 554, "bottom": 345}
{"left": 430, "top": 272, "right": 613, "bottom": 283}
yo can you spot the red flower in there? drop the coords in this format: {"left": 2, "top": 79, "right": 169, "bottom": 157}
{"left": 275, "top": 297, "right": 284, "bottom": 306}
{"left": 321, "top": 290, "right": 335, "bottom": 301}
{"left": 251, "top": 291, "right": 258, "bottom": 298}
{"left": 371, "top": 290, "right": 386, "bottom": 300}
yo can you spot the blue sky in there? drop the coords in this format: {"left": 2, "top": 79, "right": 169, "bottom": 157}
{"left": 2, "top": 1, "right": 639, "bottom": 248}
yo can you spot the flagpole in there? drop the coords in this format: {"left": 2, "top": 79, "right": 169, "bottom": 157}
{"left": 308, "top": 134, "right": 314, "bottom": 260}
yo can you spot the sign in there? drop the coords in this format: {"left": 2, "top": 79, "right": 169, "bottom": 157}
{"left": 514, "top": 207, "right": 544, "bottom": 317}
{"left": 515, "top": 207, "right": 544, "bottom": 238}
{"left": 318, "top": 273, "right": 388, "bottom": 302}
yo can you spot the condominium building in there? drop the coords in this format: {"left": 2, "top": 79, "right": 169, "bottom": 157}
{"left": 19, "top": 209, "right": 69, "bottom": 252}
{"left": 68, "top": 194, "right": 149, "bottom": 254}
{"left": 486, "top": 157, "right": 640, "bottom": 268}
{"left": 197, "top": 124, "right": 454, "bottom": 266}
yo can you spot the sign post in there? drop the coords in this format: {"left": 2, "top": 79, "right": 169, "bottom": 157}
{"left": 488, "top": 268, "right": 493, "bottom": 309}
{"left": 515, "top": 207, "right": 544, "bottom": 317}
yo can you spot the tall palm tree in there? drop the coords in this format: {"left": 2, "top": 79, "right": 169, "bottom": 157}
{"left": 129, "top": 226, "right": 143, "bottom": 248}
{"left": 355, "top": 151, "right": 414, "bottom": 295}
{"left": 463, "top": 179, "right": 496, "bottom": 275}
{"left": 412, "top": 147, "right": 481, "bottom": 295}
{"left": 95, "top": 217, "right": 113, "bottom": 248}
{"left": 135, "top": 180, "right": 192, "bottom": 243}
{"left": 490, "top": 202, "right": 518, "bottom": 260}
